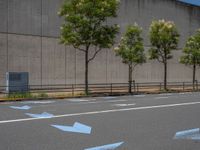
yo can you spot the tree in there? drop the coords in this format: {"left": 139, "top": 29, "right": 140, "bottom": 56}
{"left": 149, "top": 20, "right": 179, "bottom": 91}
{"left": 58, "top": 0, "right": 120, "bottom": 95}
{"left": 180, "top": 29, "right": 200, "bottom": 90}
{"left": 114, "top": 24, "right": 146, "bottom": 93}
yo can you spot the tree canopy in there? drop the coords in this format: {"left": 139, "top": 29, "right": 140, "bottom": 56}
{"left": 180, "top": 29, "right": 200, "bottom": 89}
{"left": 59, "top": 0, "right": 120, "bottom": 54}
{"left": 58, "top": 0, "right": 120, "bottom": 94}
{"left": 114, "top": 24, "right": 146, "bottom": 66}
{"left": 149, "top": 19, "right": 179, "bottom": 90}
{"left": 114, "top": 24, "right": 146, "bottom": 93}
{"left": 149, "top": 20, "right": 179, "bottom": 62}
{"left": 180, "top": 29, "right": 200, "bottom": 66}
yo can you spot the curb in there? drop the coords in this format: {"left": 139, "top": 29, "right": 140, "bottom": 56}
{"left": 0, "top": 90, "right": 199, "bottom": 103}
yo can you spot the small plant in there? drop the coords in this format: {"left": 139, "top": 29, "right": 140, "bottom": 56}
{"left": 37, "top": 93, "right": 48, "bottom": 98}
{"left": 7, "top": 92, "right": 33, "bottom": 99}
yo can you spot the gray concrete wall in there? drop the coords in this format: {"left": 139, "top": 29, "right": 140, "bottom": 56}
{"left": 0, "top": 0, "right": 200, "bottom": 86}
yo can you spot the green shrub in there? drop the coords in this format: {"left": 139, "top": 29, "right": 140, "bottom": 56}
{"left": 7, "top": 92, "right": 33, "bottom": 99}
{"left": 37, "top": 93, "right": 48, "bottom": 98}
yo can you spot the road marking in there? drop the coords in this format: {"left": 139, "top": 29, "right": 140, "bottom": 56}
{"left": 27, "top": 99, "right": 129, "bottom": 109}
{"left": 25, "top": 112, "right": 54, "bottom": 118}
{"left": 21, "top": 101, "right": 55, "bottom": 104}
{"left": 134, "top": 95, "right": 146, "bottom": 98}
{"left": 10, "top": 105, "right": 31, "bottom": 110}
{"left": 155, "top": 97, "right": 168, "bottom": 99}
{"left": 159, "top": 93, "right": 172, "bottom": 96}
{"left": 114, "top": 103, "right": 136, "bottom": 107}
{"left": 179, "top": 93, "right": 186, "bottom": 95}
{"left": 85, "top": 141, "right": 124, "bottom": 150}
{"left": 67, "top": 99, "right": 128, "bottom": 105}
{"left": 51, "top": 122, "right": 92, "bottom": 134}
{"left": 101, "top": 97, "right": 117, "bottom": 99}
{"left": 1, "top": 101, "right": 200, "bottom": 124}
{"left": 68, "top": 99, "right": 91, "bottom": 102}
{"left": 174, "top": 128, "right": 200, "bottom": 140}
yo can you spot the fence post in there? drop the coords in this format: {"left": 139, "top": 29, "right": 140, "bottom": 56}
{"left": 159, "top": 83, "right": 162, "bottom": 91}
{"left": 137, "top": 83, "right": 139, "bottom": 93}
{"left": 72, "top": 84, "right": 74, "bottom": 96}
{"left": 197, "top": 80, "right": 199, "bottom": 91}
{"left": 183, "top": 82, "right": 185, "bottom": 91}
{"left": 195, "top": 80, "right": 197, "bottom": 91}
{"left": 110, "top": 83, "right": 113, "bottom": 95}
{"left": 133, "top": 80, "right": 136, "bottom": 93}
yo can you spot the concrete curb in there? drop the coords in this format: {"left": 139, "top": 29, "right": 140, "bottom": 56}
{"left": 0, "top": 90, "right": 199, "bottom": 103}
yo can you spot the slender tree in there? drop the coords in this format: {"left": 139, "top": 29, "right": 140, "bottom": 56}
{"left": 59, "top": 0, "right": 120, "bottom": 95}
{"left": 180, "top": 29, "right": 200, "bottom": 90}
{"left": 149, "top": 20, "right": 179, "bottom": 90}
{"left": 114, "top": 24, "right": 146, "bottom": 93}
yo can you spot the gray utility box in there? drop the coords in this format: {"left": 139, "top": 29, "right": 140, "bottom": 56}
{"left": 6, "top": 72, "right": 29, "bottom": 93}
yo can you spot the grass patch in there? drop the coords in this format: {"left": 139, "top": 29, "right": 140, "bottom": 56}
{"left": 37, "top": 92, "right": 48, "bottom": 98}
{"left": 6, "top": 92, "right": 49, "bottom": 99}
{"left": 7, "top": 92, "right": 33, "bottom": 99}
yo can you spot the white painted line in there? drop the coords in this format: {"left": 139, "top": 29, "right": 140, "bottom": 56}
{"left": 114, "top": 103, "right": 136, "bottom": 107}
{"left": 159, "top": 93, "right": 172, "bottom": 96}
{"left": 155, "top": 97, "right": 169, "bottom": 99}
{"left": 76, "top": 99, "right": 128, "bottom": 105}
{"left": 28, "top": 99, "right": 129, "bottom": 109}
{"left": 99, "top": 99, "right": 127, "bottom": 103}
{"left": 100, "top": 97, "right": 117, "bottom": 99}
{"left": 187, "top": 92, "right": 193, "bottom": 94}
{"left": 179, "top": 93, "right": 186, "bottom": 95}
{"left": 134, "top": 95, "right": 146, "bottom": 98}
{"left": 1, "top": 101, "right": 200, "bottom": 124}
{"left": 21, "top": 101, "right": 55, "bottom": 104}
{"left": 68, "top": 99, "right": 91, "bottom": 102}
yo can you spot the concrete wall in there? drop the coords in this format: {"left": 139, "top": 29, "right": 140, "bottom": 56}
{"left": 0, "top": 0, "right": 200, "bottom": 86}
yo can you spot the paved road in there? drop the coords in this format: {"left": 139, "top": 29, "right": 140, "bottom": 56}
{"left": 0, "top": 92, "right": 200, "bottom": 150}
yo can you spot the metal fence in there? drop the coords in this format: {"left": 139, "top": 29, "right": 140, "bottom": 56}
{"left": 0, "top": 81, "right": 199, "bottom": 97}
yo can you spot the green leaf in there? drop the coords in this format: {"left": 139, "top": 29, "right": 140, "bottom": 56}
{"left": 149, "top": 19, "right": 179, "bottom": 62}
{"left": 180, "top": 29, "right": 200, "bottom": 66}
{"left": 59, "top": 0, "right": 120, "bottom": 50}
{"left": 114, "top": 24, "right": 146, "bottom": 66}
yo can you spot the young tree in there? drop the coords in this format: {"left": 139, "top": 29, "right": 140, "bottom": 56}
{"left": 59, "top": 0, "right": 120, "bottom": 95}
{"left": 149, "top": 20, "right": 179, "bottom": 90}
{"left": 114, "top": 24, "right": 146, "bottom": 93}
{"left": 180, "top": 29, "right": 200, "bottom": 90}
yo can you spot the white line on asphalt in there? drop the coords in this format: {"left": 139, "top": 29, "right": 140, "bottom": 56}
{"left": 187, "top": 92, "right": 193, "bottom": 94}
{"left": 32, "top": 99, "right": 129, "bottom": 109}
{"left": 159, "top": 93, "right": 172, "bottom": 96}
{"left": 179, "top": 93, "right": 186, "bottom": 95}
{"left": 114, "top": 103, "right": 136, "bottom": 107}
{"left": 155, "top": 97, "right": 169, "bottom": 99}
{"left": 74, "top": 99, "right": 128, "bottom": 104}
{"left": 1, "top": 101, "right": 200, "bottom": 124}
{"left": 68, "top": 99, "right": 91, "bottom": 102}
{"left": 134, "top": 95, "right": 146, "bottom": 97}
{"left": 100, "top": 97, "right": 117, "bottom": 99}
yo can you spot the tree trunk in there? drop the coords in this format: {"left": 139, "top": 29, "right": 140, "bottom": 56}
{"left": 85, "top": 50, "right": 89, "bottom": 95}
{"left": 193, "top": 64, "right": 196, "bottom": 91}
{"left": 164, "top": 61, "right": 167, "bottom": 91}
{"left": 128, "top": 64, "right": 133, "bottom": 94}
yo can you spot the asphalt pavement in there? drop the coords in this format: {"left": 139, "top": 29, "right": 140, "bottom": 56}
{"left": 0, "top": 92, "right": 200, "bottom": 150}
